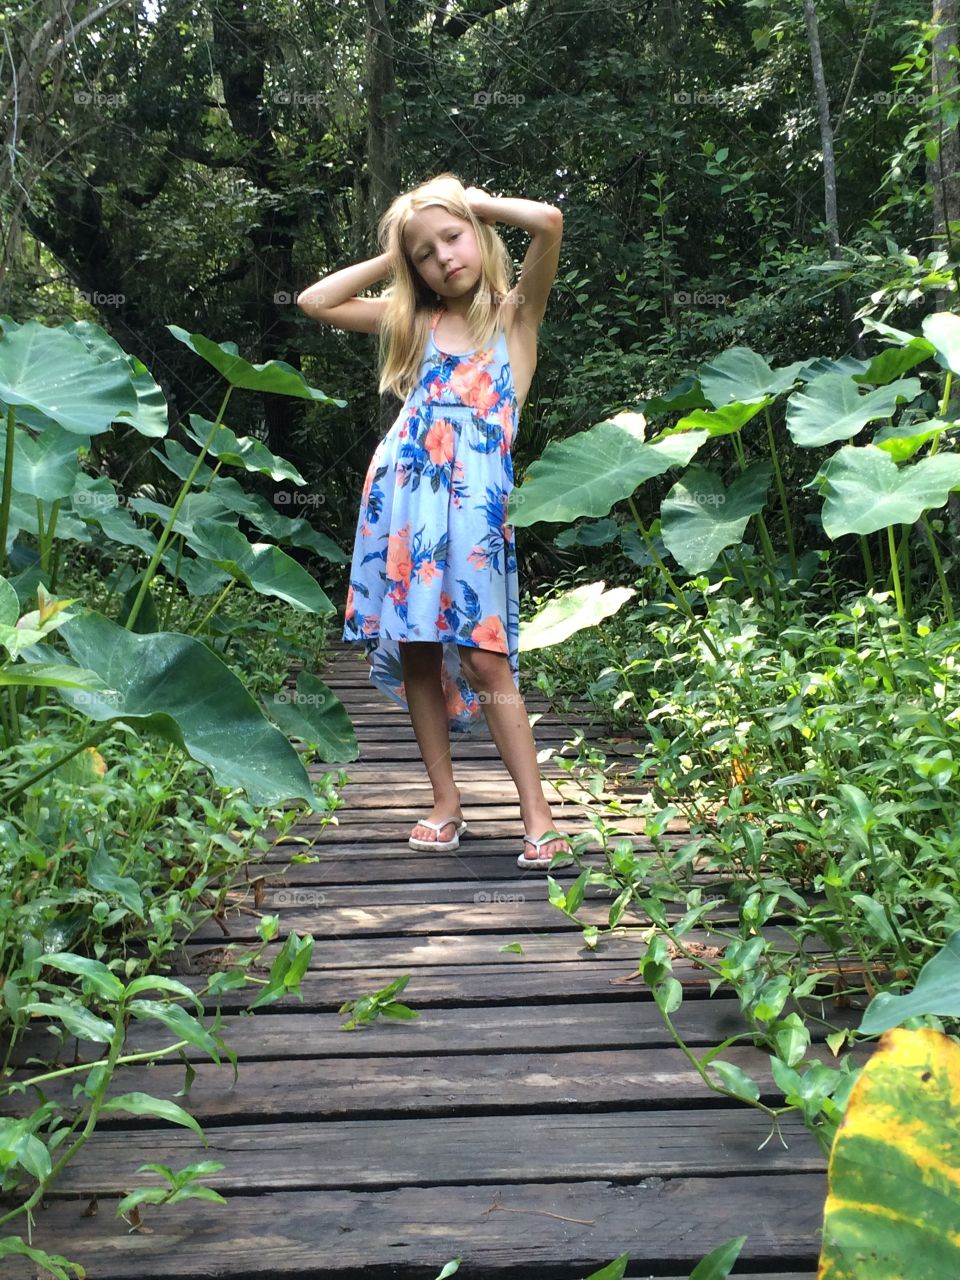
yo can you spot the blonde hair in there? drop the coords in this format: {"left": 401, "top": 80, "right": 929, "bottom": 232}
{"left": 375, "top": 172, "right": 514, "bottom": 401}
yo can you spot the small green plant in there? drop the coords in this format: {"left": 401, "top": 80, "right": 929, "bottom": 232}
{"left": 338, "top": 975, "right": 419, "bottom": 1030}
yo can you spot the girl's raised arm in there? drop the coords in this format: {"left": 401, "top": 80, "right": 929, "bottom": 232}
{"left": 465, "top": 189, "right": 563, "bottom": 329}
{"left": 296, "top": 251, "right": 392, "bottom": 333}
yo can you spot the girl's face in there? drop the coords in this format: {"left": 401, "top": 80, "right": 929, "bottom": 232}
{"left": 403, "top": 206, "right": 481, "bottom": 301}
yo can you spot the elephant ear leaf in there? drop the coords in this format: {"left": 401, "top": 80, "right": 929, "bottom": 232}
{"left": 817, "top": 1026, "right": 960, "bottom": 1278}
{"left": 661, "top": 462, "right": 772, "bottom": 573}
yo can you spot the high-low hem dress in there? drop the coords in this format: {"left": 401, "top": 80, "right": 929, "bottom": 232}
{"left": 341, "top": 307, "right": 520, "bottom": 736}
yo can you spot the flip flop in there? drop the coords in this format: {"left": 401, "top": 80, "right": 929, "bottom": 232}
{"left": 409, "top": 817, "right": 468, "bottom": 851}
{"left": 516, "top": 830, "right": 572, "bottom": 870}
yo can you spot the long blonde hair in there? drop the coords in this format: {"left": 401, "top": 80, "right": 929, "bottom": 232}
{"left": 375, "top": 172, "right": 514, "bottom": 400}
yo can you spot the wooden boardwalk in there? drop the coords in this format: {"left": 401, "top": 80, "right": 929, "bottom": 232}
{"left": 4, "top": 639, "right": 847, "bottom": 1277}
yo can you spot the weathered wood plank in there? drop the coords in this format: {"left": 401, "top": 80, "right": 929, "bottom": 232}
{"left": 35, "top": 1110, "right": 826, "bottom": 1198}
{"left": 187, "top": 898, "right": 753, "bottom": 942}
{"left": 174, "top": 923, "right": 833, "bottom": 969}
{"left": 4, "top": 1043, "right": 868, "bottom": 1123}
{"left": 240, "top": 847, "right": 695, "bottom": 877}
{"left": 224, "top": 875, "right": 755, "bottom": 908}
{"left": 1, "top": 1178, "right": 824, "bottom": 1278}
{"left": 13, "top": 997, "right": 860, "bottom": 1067}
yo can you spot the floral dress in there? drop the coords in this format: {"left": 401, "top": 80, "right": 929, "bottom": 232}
{"left": 342, "top": 306, "right": 520, "bottom": 735}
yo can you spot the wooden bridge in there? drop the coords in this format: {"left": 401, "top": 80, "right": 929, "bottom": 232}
{"left": 5, "top": 639, "right": 846, "bottom": 1278}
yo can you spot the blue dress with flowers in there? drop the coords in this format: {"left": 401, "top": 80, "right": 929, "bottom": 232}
{"left": 342, "top": 307, "right": 520, "bottom": 735}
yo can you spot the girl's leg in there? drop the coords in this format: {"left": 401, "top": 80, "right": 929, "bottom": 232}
{"left": 399, "top": 641, "right": 463, "bottom": 842}
{"left": 456, "top": 644, "right": 569, "bottom": 862}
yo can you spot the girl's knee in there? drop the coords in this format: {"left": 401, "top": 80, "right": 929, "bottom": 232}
{"left": 457, "top": 644, "right": 507, "bottom": 688}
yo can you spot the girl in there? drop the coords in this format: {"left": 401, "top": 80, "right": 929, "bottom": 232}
{"left": 297, "top": 172, "right": 569, "bottom": 870}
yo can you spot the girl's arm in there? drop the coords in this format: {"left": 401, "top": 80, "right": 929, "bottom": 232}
{"left": 466, "top": 189, "right": 563, "bottom": 327}
{"left": 296, "top": 251, "right": 392, "bottom": 333}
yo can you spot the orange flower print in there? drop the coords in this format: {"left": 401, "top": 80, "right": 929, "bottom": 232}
{"left": 361, "top": 465, "right": 375, "bottom": 507}
{"left": 440, "top": 591, "right": 453, "bottom": 610}
{"left": 361, "top": 613, "right": 379, "bottom": 635}
{"left": 424, "top": 418, "right": 455, "bottom": 466}
{"left": 417, "top": 559, "right": 439, "bottom": 585}
{"left": 450, "top": 363, "right": 499, "bottom": 416}
{"left": 471, "top": 615, "right": 507, "bottom": 652}
{"left": 467, "top": 547, "right": 490, "bottom": 570}
{"left": 345, "top": 584, "right": 355, "bottom": 621}
{"left": 386, "top": 524, "right": 412, "bottom": 585}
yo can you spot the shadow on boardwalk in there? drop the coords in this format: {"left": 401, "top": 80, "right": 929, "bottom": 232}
{"left": 5, "top": 640, "right": 840, "bottom": 1278}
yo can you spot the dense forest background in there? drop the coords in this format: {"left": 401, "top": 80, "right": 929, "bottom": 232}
{"left": 1, "top": 0, "right": 955, "bottom": 587}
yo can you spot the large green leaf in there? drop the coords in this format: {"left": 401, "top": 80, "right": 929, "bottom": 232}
{"left": 859, "top": 932, "right": 960, "bottom": 1035}
{"left": 698, "top": 347, "right": 809, "bottom": 406}
{"left": 921, "top": 311, "right": 960, "bottom": 376}
{"left": 0, "top": 575, "right": 17, "bottom": 625}
{"left": 208, "top": 480, "right": 348, "bottom": 563}
{"left": 157, "top": 551, "right": 232, "bottom": 596}
{"left": 64, "top": 320, "right": 169, "bottom": 437}
{"left": 855, "top": 340, "right": 935, "bottom": 387}
{"left": 183, "top": 414, "right": 308, "bottom": 483}
{"left": 506, "top": 413, "right": 707, "bottom": 526}
{"left": 871, "top": 419, "right": 950, "bottom": 463}
{"left": 4, "top": 487, "right": 91, "bottom": 544}
{"left": 22, "top": 611, "right": 322, "bottom": 808}
{"left": 265, "top": 671, "right": 359, "bottom": 762}
{"left": 0, "top": 661, "right": 103, "bottom": 690}
{"left": 0, "top": 321, "right": 138, "bottom": 435}
{"left": 0, "top": 422, "right": 87, "bottom": 500}
{"left": 187, "top": 518, "right": 336, "bottom": 614}
{"left": 817, "top": 1027, "right": 960, "bottom": 1278}
{"left": 167, "top": 326, "right": 347, "bottom": 403}
{"left": 517, "top": 581, "right": 636, "bottom": 650}
{"left": 657, "top": 399, "right": 770, "bottom": 439}
{"left": 660, "top": 462, "right": 772, "bottom": 573}
{"left": 638, "top": 374, "right": 709, "bottom": 417}
{"left": 786, "top": 375, "right": 921, "bottom": 448}
{"left": 812, "top": 445, "right": 960, "bottom": 538}
{"left": 152, "top": 437, "right": 217, "bottom": 485}
{"left": 79, "top": 491, "right": 160, "bottom": 559}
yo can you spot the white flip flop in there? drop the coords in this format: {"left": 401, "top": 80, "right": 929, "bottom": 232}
{"left": 409, "top": 817, "right": 468, "bottom": 851}
{"left": 516, "top": 830, "right": 572, "bottom": 870}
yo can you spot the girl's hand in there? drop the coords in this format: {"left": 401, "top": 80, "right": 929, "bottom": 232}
{"left": 464, "top": 185, "right": 497, "bottom": 225}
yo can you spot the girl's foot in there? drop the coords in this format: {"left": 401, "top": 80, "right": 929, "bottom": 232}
{"left": 520, "top": 831, "right": 571, "bottom": 862}
{"left": 519, "top": 803, "right": 570, "bottom": 861}
{"left": 410, "top": 794, "right": 462, "bottom": 844}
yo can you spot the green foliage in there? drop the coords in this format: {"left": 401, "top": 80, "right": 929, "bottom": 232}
{"left": 338, "top": 975, "right": 419, "bottom": 1031}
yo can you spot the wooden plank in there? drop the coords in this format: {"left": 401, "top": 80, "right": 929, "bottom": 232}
{"left": 35, "top": 1110, "right": 826, "bottom": 1197}
{"left": 156, "top": 956, "right": 853, "bottom": 1012}
{"left": 0, "top": 1177, "right": 825, "bottom": 1278}
{"left": 174, "top": 923, "right": 834, "bottom": 969}
{"left": 188, "top": 898, "right": 753, "bottom": 941}
{"left": 241, "top": 847, "right": 695, "bottom": 877}
{"left": 329, "top": 759, "right": 645, "bottom": 778}
{"left": 279, "top": 813, "right": 667, "bottom": 834}
{"left": 325, "top": 738, "right": 643, "bottom": 759}
{"left": 13, "top": 997, "right": 861, "bottom": 1067}
{"left": 4, "top": 1043, "right": 869, "bottom": 1123}
{"left": 224, "top": 875, "right": 750, "bottom": 907}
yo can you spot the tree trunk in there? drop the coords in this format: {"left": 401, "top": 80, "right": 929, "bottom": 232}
{"left": 210, "top": 0, "right": 311, "bottom": 477}
{"left": 929, "top": 0, "right": 960, "bottom": 316}
{"left": 363, "top": 0, "right": 401, "bottom": 437}
{"left": 802, "top": 0, "right": 865, "bottom": 358}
